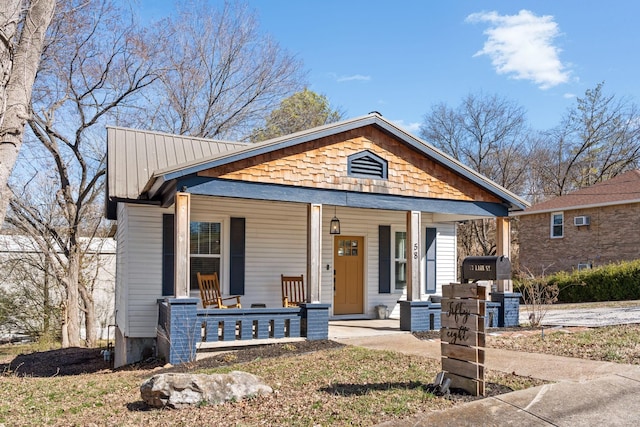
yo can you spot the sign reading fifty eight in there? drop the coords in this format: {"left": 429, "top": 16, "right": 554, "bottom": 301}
{"left": 440, "top": 283, "right": 487, "bottom": 396}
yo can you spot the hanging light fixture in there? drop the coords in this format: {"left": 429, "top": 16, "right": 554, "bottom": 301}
{"left": 330, "top": 206, "right": 341, "bottom": 234}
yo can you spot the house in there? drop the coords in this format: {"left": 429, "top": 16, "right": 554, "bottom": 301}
{"left": 105, "top": 113, "right": 527, "bottom": 367}
{"left": 0, "top": 235, "right": 115, "bottom": 341}
{"left": 514, "top": 170, "right": 640, "bottom": 274}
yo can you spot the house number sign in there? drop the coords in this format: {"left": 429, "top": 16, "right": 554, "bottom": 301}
{"left": 440, "top": 283, "right": 487, "bottom": 396}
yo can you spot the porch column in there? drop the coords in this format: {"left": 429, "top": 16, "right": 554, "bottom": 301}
{"left": 496, "top": 217, "right": 512, "bottom": 292}
{"left": 307, "top": 203, "right": 322, "bottom": 303}
{"left": 174, "top": 192, "right": 191, "bottom": 298}
{"left": 406, "top": 210, "right": 421, "bottom": 301}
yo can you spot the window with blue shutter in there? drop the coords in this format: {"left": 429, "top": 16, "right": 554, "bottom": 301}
{"left": 378, "top": 225, "right": 391, "bottom": 293}
{"left": 229, "top": 217, "right": 246, "bottom": 295}
{"left": 162, "top": 214, "right": 175, "bottom": 296}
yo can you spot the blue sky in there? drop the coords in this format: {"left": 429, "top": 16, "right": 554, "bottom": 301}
{"left": 139, "top": 1, "right": 640, "bottom": 133}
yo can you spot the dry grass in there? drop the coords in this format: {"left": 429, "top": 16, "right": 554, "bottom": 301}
{"left": 6, "top": 302, "right": 640, "bottom": 426}
{"left": 488, "top": 324, "right": 640, "bottom": 364}
{"left": 0, "top": 345, "right": 541, "bottom": 426}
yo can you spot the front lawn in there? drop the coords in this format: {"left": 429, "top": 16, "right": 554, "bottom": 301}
{"left": 1, "top": 343, "right": 541, "bottom": 426}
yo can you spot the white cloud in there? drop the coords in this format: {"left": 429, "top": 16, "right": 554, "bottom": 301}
{"left": 335, "top": 74, "right": 371, "bottom": 83}
{"left": 466, "top": 10, "right": 570, "bottom": 89}
{"left": 563, "top": 92, "right": 576, "bottom": 99}
{"left": 392, "top": 120, "right": 421, "bottom": 133}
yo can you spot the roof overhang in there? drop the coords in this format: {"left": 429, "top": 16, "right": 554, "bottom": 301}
{"left": 142, "top": 114, "right": 528, "bottom": 213}
{"left": 511, "top": 198, "right": 640, "bottom": 216}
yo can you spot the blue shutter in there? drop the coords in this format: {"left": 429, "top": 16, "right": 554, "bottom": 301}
{"left": 378, "top": 225, "right": 391, "bottom": 293}
{"left": 162, "top": 214, "right": 175, "bottom": 296}
{"left": 229, "top": 217, "right": 246, "bottom": 295}
{"left": 425, "top": 227, "right": 437, "bottom": 294}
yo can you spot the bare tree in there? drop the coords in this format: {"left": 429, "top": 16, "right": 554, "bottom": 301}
{"left": 421, "top": 92, "right": 531, "bottom": 192}
{"left": 7, "top": 0, "right": 157, "bottom": 347}
{"left": 532, "top": 82, "right": 640, "bottom": 198}
{"left": 0, "top": 0, "right": 55, "bottom": 228}
{"left": 421, "top": 93, "right": 532, "bottom": 259}
{"left": 143, "top": 0, "right": 305, "bottom": 140}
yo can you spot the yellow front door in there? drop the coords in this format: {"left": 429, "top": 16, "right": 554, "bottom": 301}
{"left": 333, "top": 236, "right": 364, "bottom": 315}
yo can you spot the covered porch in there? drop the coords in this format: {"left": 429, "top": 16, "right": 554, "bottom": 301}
{"left": 157, "top": 193, "right": 518, "bottom": 364}
{"left": 106, "top": 113, "right": 527, "bottom": 367}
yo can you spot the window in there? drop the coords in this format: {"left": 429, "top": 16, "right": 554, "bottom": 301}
{"left": 190, "top": 221, "right": 222, "bottom": 290}
{"left": 394, "top": 231, "right": 407, "bottom": 292}
{"left": 551, "top": 212, "right": 564, "bottom": 238}
{"left": 337, "top": 239, "right": 359, "bottom": 257}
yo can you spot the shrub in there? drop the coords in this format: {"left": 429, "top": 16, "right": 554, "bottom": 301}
{"left": 548, "top": 260, "right": 640, "bottom": 303}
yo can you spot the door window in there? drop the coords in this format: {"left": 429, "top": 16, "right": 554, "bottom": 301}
{"left": 337, "top": 239, "right": 359, "bottom": 256}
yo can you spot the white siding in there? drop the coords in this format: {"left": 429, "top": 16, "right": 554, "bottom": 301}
{"left": 117, "top": 197, "right": 460, "bottom": 338}
{"left": 319, "top": 208, "right": 457, "bottom": 318}
{"left": 433, "top": 223, "right": 457, "bottom": 293}
{"left": 191, "top": 196, "right": 308, "bottom": 308}
{"left": 115, "top": 203, "right": 128, "bottom": 333}
{"left": 117, "top": 204, "right": 169, "bottom": 338}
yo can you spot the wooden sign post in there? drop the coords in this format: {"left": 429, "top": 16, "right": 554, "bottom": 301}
{"left": 440, "top": 283, "right": 486, "bottom": 396}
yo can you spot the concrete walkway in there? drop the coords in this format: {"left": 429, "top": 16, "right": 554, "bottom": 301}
{"left": 330, "top": 317, "right": 640, "bottom": 426}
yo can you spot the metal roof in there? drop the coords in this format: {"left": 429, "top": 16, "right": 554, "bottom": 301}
{"left": 106, "top": 113, "right": 529, "bottom": 215}
{"left": 107, "top": 126, "right": 247, "bottom": 200}
{"left": 145, "top": 113, "right": 529, "bottom": 211}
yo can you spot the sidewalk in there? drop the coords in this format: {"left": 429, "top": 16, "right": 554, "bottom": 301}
{"left": 332, "top": 321, "right": 640, "bottom": 426}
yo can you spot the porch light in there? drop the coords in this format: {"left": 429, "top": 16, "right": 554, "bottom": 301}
{"left": 330, "top": 206, "right": 341, "bottom": 235}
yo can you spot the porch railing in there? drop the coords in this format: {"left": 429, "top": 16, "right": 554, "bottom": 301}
{"left": 157, "top": 298, "right": 330, "bottom": 365}
{"left": 199, "top": 307, "right": 302, "bottom": 342}
{"left": 399, "top": 294, "right": 519, "bottom": 332}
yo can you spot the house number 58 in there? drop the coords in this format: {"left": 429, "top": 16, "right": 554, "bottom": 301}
{"left": 413, "top": 243, "right": 418, "bottom": 259}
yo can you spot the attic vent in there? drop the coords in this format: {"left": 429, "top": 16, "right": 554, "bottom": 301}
{"left": 348, "top": 151, "right": 388, "bottom": 179}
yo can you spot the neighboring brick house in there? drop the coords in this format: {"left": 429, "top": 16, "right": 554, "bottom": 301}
{"left": 514, "top": 170, "right": 640, "bottom": 274}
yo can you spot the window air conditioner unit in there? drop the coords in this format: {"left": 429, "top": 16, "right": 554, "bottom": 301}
{"left": 577, "top": 263, "right": 592, "bottom": 271}
{"left": 574, "top": 216, "right": 590, "bottom": 226}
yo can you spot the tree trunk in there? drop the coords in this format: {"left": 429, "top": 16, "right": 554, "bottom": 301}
{"left": 60, "top": 304, "right": 68, "bottom": 348}
{"left": 0, "top": 1, "right": 21, "bottom": 111}
{"left": 64, "top": 249, "right": 81, "bottom": 347}
{"left": 0, "top": 0, "right": 55, "bottom": 227}
{"left": 79, "top": 284, "right": 97, "bottom": 347}
{"left": 43, "top": 254, "right": 50, "bottom": 336}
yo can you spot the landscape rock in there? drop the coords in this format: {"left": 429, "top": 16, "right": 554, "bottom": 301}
{"left": 140, "top": 371, "right": 272, "bottom": 409}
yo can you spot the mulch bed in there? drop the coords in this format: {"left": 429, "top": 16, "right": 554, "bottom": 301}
{"left": 1, "top": 346, "right": 110, "bottom": 377}
{"left": 0, "top": 340, "right": 346, "bottom": 377}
